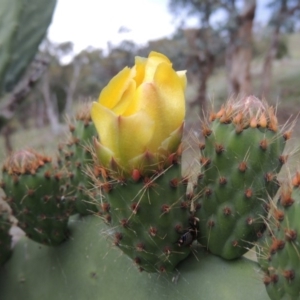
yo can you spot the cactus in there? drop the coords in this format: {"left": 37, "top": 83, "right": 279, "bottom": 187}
{"left": 96, "top": 155, "right": 194, "bottom": 273}
{"left": 0, "top": 47, "right": 298, "bottom": 299}
{"left": 0, "top": 204, "right": 12, "bottom": 265}
{"left": 257, "top": 172, "right": 300, "bottom": 300}
{"left": 0, "top": 0, "right": 57, "bottom": 135}
{"left": 58, "top": 104, "right": 100, "bottom": 215}
{"left": 0, "top": 215, "right": 269, "bottom": 300}
{"left": 194, "top": 96, "right": 289, "bottom": 260}
{"left": 0, "top": 0, "right": 57, "bottom": 95}
{"left": 0, "top": 95, "right": 292, "bottom": 299}
{"left": 89, "top": 51, "right": 193, "bottom": 272}
{"left": 1, "top": 149, "right": 74, "bottom": 246}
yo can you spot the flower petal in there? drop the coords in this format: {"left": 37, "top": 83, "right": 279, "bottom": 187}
{"left": 93, "top": 137, "right": 114, "bottom": 168}
{"left": 159, "top": 123, "right": 184, "bottom": 155}
{"left": 98, "top": 67, "right": 135, "bottom": 110}
{"left": 128, "top": 150, "right": 157, "bottom": 175}
{"left": 149, "top": 51, "right": 171, "bottom": 63}
{"left": 91, "top": 102, "right": 155, "bottom": 168}
{"left": 91, "top": 102, "right": 120, "bottom": 159}
{"left": 111, "top": 79, "right": 136, "bottom": 115}
{"left": 131, "top": 62, "right": 185, "bottom": 152}
{"left": 176, "top": 70, "right": 187, "bottom": 91}
{"left": 133, "top": 56, "right": 147, "bottom": 87}
{"left": 117, "top": 112, "right": 155, "bottom": 166}
{"left": 92, "top": 51, "right": 186, "bottom": 176}
{"left": 153, "top": 62, "right": 185, "bottom": 131}
{"left": 143, "top": 51, "right": 172, "bottom": 82}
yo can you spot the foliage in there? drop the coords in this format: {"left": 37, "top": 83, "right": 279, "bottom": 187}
{"left": 266, "top": 0, "right": 300, "bottom": 33}
{"left": 253, "top": 31, "right": 289, "bottom": 59}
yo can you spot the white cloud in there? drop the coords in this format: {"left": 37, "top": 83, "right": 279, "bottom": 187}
{"left": 48, "top": 0, "right": 270, "bottom": 54}
{"left": 48, "top": 0, "right": 175, "bottom": 53}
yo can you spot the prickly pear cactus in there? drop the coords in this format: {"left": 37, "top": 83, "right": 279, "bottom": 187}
{"left": 0, "top": 37, "right": 296, "bottom": 298}
{"left": 89, "top": 51, "right": 195, "bottom": 272}
{"left": 96, "top": 150, "right": 195, "bottom": 273}
{"left": 257, "top": 172, "right": 300, "bottom": 300}
{"left": 58, "top": 104, "right": 99, "bottom": 215}
{"left": 0, "top": 204, "right": 12, "bottom": 265}
{"left": 1, "top": 149, "right": 74, "bottom": 246}
{"left": 0, "top": 215, "right": 270, "bottom": 300}
{"left": 194, "top": 96, "right": 289, "bottom": 260}
{"left": 0, "top": 0, "right": 57, "bottom": 95}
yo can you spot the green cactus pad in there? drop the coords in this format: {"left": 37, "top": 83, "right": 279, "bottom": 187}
{"left": 58, "top": 104, "right": 100, "bottom": 215}
{"left": 0, "top": 0, "right": 18, "bottom": 93}
{"left": 257, "top": 173, "right": 300, "bottom": 300}
{"left": 195, "top": 97, "right": 288, "bottom": 260}
{"left": 0, "top": 0, "right": 57, "bottom": 94}
{"left": 98, "top": 160, "right": 194, "bottom": 273}
{"left": 0, "top": 215, "right": 269, "bottom": 300}
{"left": 0, "top": 204, "right": 12, "bottom": 266}
{"left": 1, "top": 149, "right": 74, "bottom": 246}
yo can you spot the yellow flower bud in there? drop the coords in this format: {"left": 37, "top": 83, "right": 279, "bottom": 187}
{"left": 91, "top": 51, "right": 186, "bottom": 175}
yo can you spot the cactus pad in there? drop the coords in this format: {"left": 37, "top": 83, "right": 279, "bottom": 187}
{"left": 0, "top": 215, "right": 270, "bottom": 300}
{"left": 0, "top": 204, "right": 12, "bottom": 265}
{"left": 195, "top": 96, "right": 288, "bottom": 259}
{"left": 58, "top": 104, "right": 99, "bottom": 215}
{"left": 97, "top": 153, "right": 194, "bottom": 273}
{"left": 258, "top": 173, "right": 300, "bottom": 300}
{"left": 1, "top": 149, "right": 74, "bottom": 246}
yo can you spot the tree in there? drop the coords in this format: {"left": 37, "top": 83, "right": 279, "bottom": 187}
{"left": 183, "top": 27, "right": 224, "bottom": 112}
{"left": 168, "top": 0, "right": 257, "bottom": 111}
{"left": 222, "top": 0, "right": 256, "bottom": 97}
{"left": 15, "top": 39, "right": 141, "bottom": 135}
{"left": 260, "top": 0, "right": 300, "bottom": 97}
{"left": 169, "top": 0, "right": 224, "bottom": 112}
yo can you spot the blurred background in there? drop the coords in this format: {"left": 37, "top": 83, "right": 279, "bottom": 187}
{"left": 0, "top": 0, "right": 300, "bottom": 162}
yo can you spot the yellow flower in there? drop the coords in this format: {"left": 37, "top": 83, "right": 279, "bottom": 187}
{"left": 91, "top": 51, "right": 186, "bottom": 175}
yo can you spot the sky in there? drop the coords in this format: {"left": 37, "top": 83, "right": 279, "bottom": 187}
{"left": 48, "top": 0, "right": 270, "bottom": 54}
{"left": 48, "top": 0, "right": 178, "bottom": 53}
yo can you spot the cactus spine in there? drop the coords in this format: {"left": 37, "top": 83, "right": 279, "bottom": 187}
{"left": 1, "top": 149, "right": 74, "bottom": 246}
{"left": 194, "top": 96, "right": 288, "bottom": 259}
{"left": 0, "top": 204, "right": 12, "bottom": 265}
{"left": 58, "top": 104, "right": 100, "bottom": 215}
{"left": 0, "top": 93, "right": 297, "bottom": 299}
{"left": 95, "top": 145, "right": 194, "bottom": 272}
{"left": 258, "top": 172, "right": 300, "bottom": 300}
